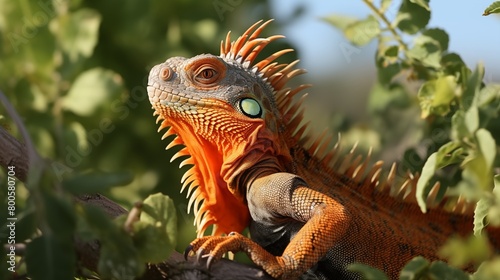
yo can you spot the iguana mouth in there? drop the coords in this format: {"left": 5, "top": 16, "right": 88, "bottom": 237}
{"left": 147, "top": 71, "right": 253, "bottom": 237}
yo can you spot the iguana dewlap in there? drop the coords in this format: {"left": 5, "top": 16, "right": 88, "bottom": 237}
{"left": 147, "top": 20, "right": 500, "bottom": 279}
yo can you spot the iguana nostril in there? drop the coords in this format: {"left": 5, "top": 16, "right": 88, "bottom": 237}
{"left": 160, "top": 66, "right": 173, "bottom": 81}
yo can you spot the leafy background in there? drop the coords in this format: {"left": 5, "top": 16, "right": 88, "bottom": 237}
{"left": 0, "top": 0, "right": 499, "bottom": 279}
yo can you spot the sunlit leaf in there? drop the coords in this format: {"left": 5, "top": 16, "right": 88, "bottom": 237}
{"left": 488, "top": 176, "right": 500, "bottom": 227}
{"left": 417, "top": 152, "right": 437, "bottom": 212}
{"left": 322, "top": 14, "right": 359, "bottom": 31}
{"left": 381, "top": 0, "right": 393, "bottom": 13}
{"left": 473, "top": 257, "right": 500, "bottom": 280}
{"left": 410, "top": 0, "right": 430, "bottom": 11}
{"left": 50, "top": 8, "right": 101, "bottom": 61}
{"left": 475, "top": 196, "right": 492, "bottom": 235}
{"left": 476, "top": 128, "right": 496, "bottom": 169}
{"left": 439, "top": 234, "right": 492, "bottom": 268}
{"left": 62, "top": 68, "right": 124, "bottom": 116}
{"left": 407, "top": 41, "right": 441, "bottom": 68}
{"left": 418, "top": 76, "right": 457, "bottom": 118}
{"left": 465, "top": 106, "right": 479, "bottom": 135}
{"left": 344, "top": 16, "right": 381, "bottom": 46}
{"left": 435, "top": 141, "right": 464, "bottom": 168}
{"left": 483, "top": 1, "right": 500, "bottom": 16}
{"left": 462, "top": 64, "right": 484, "bottom": 110}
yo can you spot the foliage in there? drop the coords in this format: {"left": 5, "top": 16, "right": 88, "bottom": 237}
{"left": 325, "top": 0, "right": 500, "bottom": 279}
{"left": 1, "top": 0, "right": 499, "bottom": 279}
{"left": 0, "top": 0, "right": 277, "bottom": 279}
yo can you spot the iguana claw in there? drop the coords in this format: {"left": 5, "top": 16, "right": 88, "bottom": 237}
{"left": 183, "top": 245, "right": 193, "bottom": 260}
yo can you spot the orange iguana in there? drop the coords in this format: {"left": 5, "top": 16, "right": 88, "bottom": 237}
{"left": 147, "top": 20, "right": 500, "bottom": 279}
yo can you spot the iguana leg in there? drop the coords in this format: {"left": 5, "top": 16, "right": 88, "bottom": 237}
{"left": 187, "top": 173, "right": 351, "bottom": 279}
{"left": 188, "top": 232, "right": 285, "bottom": 277}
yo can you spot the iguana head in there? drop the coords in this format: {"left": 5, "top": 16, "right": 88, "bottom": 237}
{"left": 147, "top": 20, "right": 308, "bottom": 236}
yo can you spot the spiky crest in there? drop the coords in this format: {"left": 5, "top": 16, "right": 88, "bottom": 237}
{"left": 217, "top": 19, "right": 474, "bottom": 215}
{"left": 152, "top": 20, "right": 473, "bottom": 237}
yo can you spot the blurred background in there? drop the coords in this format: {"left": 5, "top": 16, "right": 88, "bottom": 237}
{"left": 0, "top": 0, "right": 498, "bottom": 253}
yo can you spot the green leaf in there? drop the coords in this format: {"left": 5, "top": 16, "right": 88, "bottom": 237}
{"left": 378, "top": 63, "right": 401, "bottom": 84}
{"left": 439, "top": 234, "right": 491, "bottom": 268}
{"left": 417, "top": 152, "right": 437, "bottom": 212}
{"left": 62, "top": 68, "right": 124, "bottom": 116}
{"left": 410, "top": 0, "right": 430, "bottom": 11}
{"left": 476, "top": 128, "right": 496, "bottom": 169}
{"left": 435, "top": 141, "right": 465, "bottom": 168}
{"left": 81, "top": 205, "right": 144, "bottom": 278}
{"left": 348, "top": 263, "right": 389, "bottom": 280}
{"left": 465, "top": 106, "right": 479, "bottom": 135}
{"left": 375, "top": 45, "right": 402, "bottom": 84}
{"left": 368, "top": 83, "right": 410, "bottom": 113}
{"left": 25, "top": 235, "right": 75, "bottom": 280}
{"left": 400, "top": 256, "right": 430, "bottom": 280}
{"left": 420, "top": 28, "right": 449, "bottom": 51}
{"left": 396, "top": 0, "right": 431, "bottom": 34}
{"left": 62, "top": 170, "right": 133, "bottom": 194}
{"left": 451, "top": 111, "right": 470, "bottom": 141}
{"left": 384, "top": 45, "right": 399, "bottom": 58}
{"left": 407, "top": 41, "right": 442, "bottom": 68}
{"left": 381, "top": 0, "right": 393, "bottom": 13}
{"left": 418, "top": 76, "right": 457, "bottom": 118}
{"left": 400, "top": 257, "right": 471, "bottom": 280}
{"left": 49, "top": 8, "right": 101, "bottom": 61}
{"left": 475, "top": 196, "right": 491, "bottom": 235}
{"left": 462, "top": 64, "right": 485, "bottom": 111}
{"left": 473, "top": 257, "right": 500, "bottom": 280}
{"left": 43, "top": 191, "right": 76, "bottom": 238}
{"left": 427, "top": 261, "right": 470, "bottom": 280}
{"left": 134, "top": 193, "right": 177, "bottom": 263}
{"left": 441, "top": 53, "right": 469, "bottom": 84}
{"left": 483, "top": 1, "right": 500, "bottom": 16}
{"left": 488, "top": 175, "right": 500, "bottom": 227}
{"left": 344, "top": 15, "right": 381, "bottom": 46}
{"left": 322, "top": 14, "right": 359, "bottom": 31}
{"left": 476, "top": 84, "right": 500, "bottom": 108}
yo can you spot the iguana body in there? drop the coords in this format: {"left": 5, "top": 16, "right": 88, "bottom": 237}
{"left": 147, "top": 20, "right": 500, "bottom": 279}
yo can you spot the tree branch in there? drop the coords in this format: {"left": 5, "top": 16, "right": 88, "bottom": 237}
{"left": 0, "top": 127, "right": 28, "bottom": 182}
{"left": 0, "top": 122, "right": 272, "bottom": 280}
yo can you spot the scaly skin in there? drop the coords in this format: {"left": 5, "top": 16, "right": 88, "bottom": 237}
{"left": 147, "top": 20, "right": 500, "bottom": 279}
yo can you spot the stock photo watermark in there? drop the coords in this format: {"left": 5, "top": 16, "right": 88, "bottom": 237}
{"left": 5, "top": 165, "right": 17, "bottom": 273}
{"left": 8, "top": 0, "right": 64, "bottom": 53}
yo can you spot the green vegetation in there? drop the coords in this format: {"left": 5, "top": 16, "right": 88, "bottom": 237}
{"left": 325, "top": 0, "right": 500, "bottom": 278}
{"left": 1, "top": 0, "right": 499, "bottom": 279}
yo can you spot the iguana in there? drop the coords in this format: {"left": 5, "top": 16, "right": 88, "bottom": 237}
{"left": 147, "top": 20, "right": 500, "bottom": 279}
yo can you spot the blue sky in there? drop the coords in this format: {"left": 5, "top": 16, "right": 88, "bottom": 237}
{"left": 270, "top": 0, "right": 500, "bottom": 81}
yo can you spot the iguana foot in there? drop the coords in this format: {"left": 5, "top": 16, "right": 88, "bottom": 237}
{"left": 185, "top": 232, "right": 286, "bottom": 279}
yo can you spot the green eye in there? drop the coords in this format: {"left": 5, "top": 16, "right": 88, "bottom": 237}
{"left": 239, "top": 98, "right": 262, "bottom": 118}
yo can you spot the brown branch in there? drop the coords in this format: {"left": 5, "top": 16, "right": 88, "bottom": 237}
{"left": 0, "top": 115, "right": 272, "bottom": 280}
{"left": 0, "top": 126, "right": 28, "bottom": 182}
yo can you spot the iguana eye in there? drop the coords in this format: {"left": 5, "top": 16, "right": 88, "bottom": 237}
{"left": 188, "top": 57, "right": 226, "bottom": 88}
{"left": 239, "top": 98, "right": 262, "bottom": 118}
{"left": 196, "top": 67, "right": 218, "bottom": 82}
